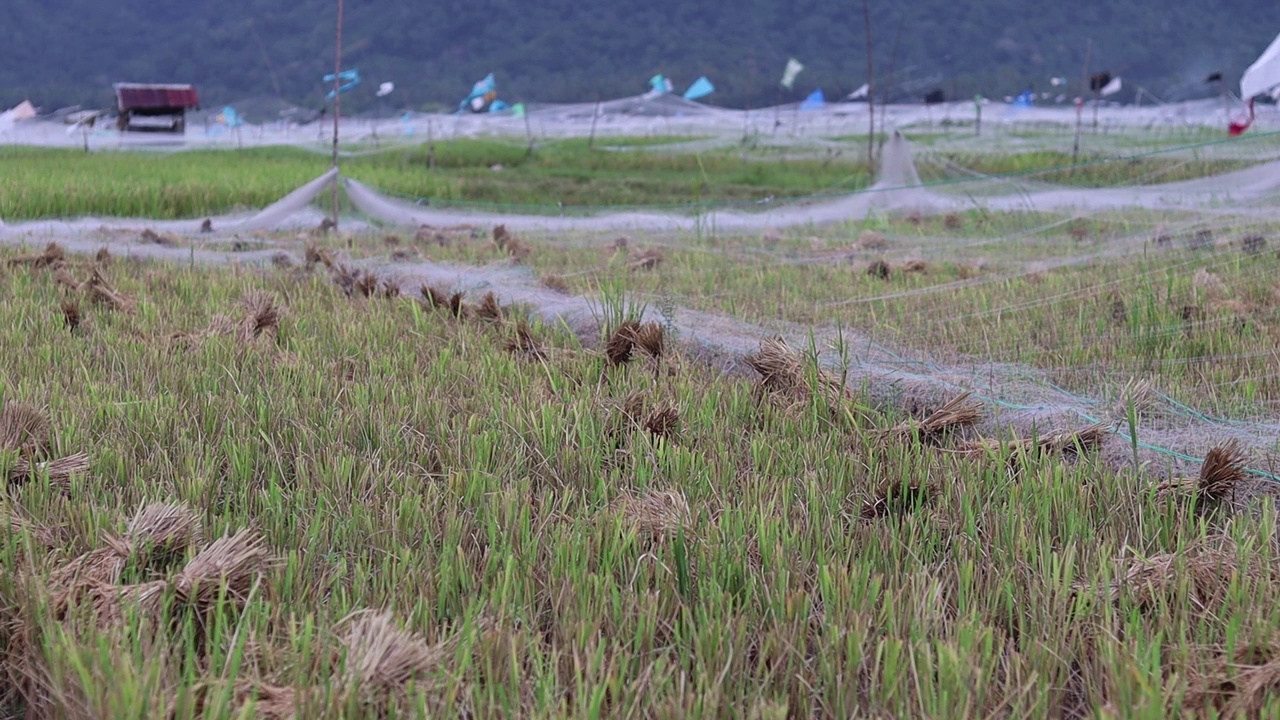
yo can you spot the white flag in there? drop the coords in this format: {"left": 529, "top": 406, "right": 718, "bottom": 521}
{"left": 847, "top": 83, "right": 869, "bottom": 100}
{"left": 780, "top": 58, "right": 804, "bottom": 90}
{"left": 1100, "top": 76, "right": 1122, "bottom": 97}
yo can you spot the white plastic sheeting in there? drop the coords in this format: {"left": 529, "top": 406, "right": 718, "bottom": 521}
{"left": 1243, "top": 32, "right": 1280, "bottom": 101}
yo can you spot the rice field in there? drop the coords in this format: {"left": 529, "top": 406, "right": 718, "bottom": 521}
{"left": 3, "top": 244, "right": 1280, "bottom": 718}
{"left": 0, "top": 140, "right": 1256, "bottom": 221}
{"left": 331, "top": 208, "right": 1280, "bottom": 420}
{"left": 3, "top": 131, "right": 1280, "bottom": 718}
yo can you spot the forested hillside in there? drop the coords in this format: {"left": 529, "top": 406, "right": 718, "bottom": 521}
{"left": 0, "top": 0, "right": 1274, "bottom": 114}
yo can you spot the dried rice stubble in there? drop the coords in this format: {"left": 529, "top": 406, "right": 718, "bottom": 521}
{"left": 1090, "top": 538, "right": 1266, "bottom": 617}
{"left": 239, "top": 290, "right": 284, "bottom": 343}
{"left": 7, "top": 243, "right": 65, "bottom": 270}
{"left": 419, "top": 284, "right": 450, "bottom": 310}
{"left": 744, "top": 336, "right": 854, "bottom": 412}
{"left": 78, "top": 267, "right": 135, "bottom": 313}
{"left": 1182, "top": 640, "right": 1280, "bottom": 718}
{"left": 642, "top": 404, "right": 681, "bottom": 441}
{"left": 2, "top": 506, "right": 64, "bottom": 550}
{"left": 0, "top": 402, "right": 51, "bottom": 457}
{"left": 47, "top": 529, "right": 274, "bottom": 651}
{"left": 304, "top": 244, "right": 335, "bottom": 271}
{"left": 945, "top": 422, "right": 1108, "bottom": 476}
{"left": 171, "top": 529, "right": 276, "bottom": 614}
{"left": 172, "top": 679, "right": 301, "bottom": 720}
{"left": 46, "top": 505, "right": 209, "bottom": 619}
{"left": 878, "top": 391, "right": 983, "bottom": 447}
{"left": 504, "top": 321, "right": 549, "bottom": 362}
{"left": 337, "top": 610, "right": 457, "bottom": 708}
{"left": 627, "top": 248, "right": 665, "bottom": 271}
{"left": 474, "top": 291, "right": 504, "bottom": 323}
{"left": 1152, "top": 441, "right": 1248, "bottom": 511}
{"left": 859, "top": 476, "right": 933, "bottom": 520}
{"left": 608, "top": 489, "right": 694, "bottom": 541}
{"left": 60, "top": 298, "right": 83, "bottom": 332}
{"left": 604, "top": 320, "right": 642, "bottom": 367}
{"left": 631, "top": 321, "right": 669, "bottom": 377}
{"left": 52, "top": 267, "right": 80, "bottom": 290}
{"left": 1, "top": 403, "right": 90, "bottom": 489}
{"left": 9, "top": 453, "right": 91, "bottom": 490}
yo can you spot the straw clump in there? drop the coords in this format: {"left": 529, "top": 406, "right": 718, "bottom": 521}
{"left": 47, "top": 526, "right": 271, "bottom": 635}
{"left": 1184, "top": 641, "right": 1280, "bottom": 717}
{"left": 504, "top": 321, "right": 548, "bottom": 362}
{"left": 1095, "top": 541, "right": 1261, "bottom": 615}
{"left": 140, "top": 228, "right": 177, "bottom": 246}
{"left": 880, "top": 391, "right": 983, "bottom": 446}
{"left": 60, "top": 297, "right": 82, "bottom": 330}
{"left": 1193, "top": 268, "right": 1227, "bottom": 299}
{"left": 610, "top": 490, "right": 692, "bottom": 539}
{"left": 342, "top": 611, "right": 448, "bottom": 701}
{"left": 0, "top": 403, "right": 51, "bottom": 457}
{"left": 605, "top": 320, "right": 641, "bottom": 367}
{"left": 475, "top": 291, "right": 504, "bottom": 323}
{"left": 1, "top": 402, "right": 91, "bottom": 487}
{"left": 53, "top": 267, "right": 80, "bottom": 290}
{"left": 304, "top": 244, "right": 335, "bottom": 270}
{"left": 950, "top": 423, "right": 1107, "bottom": 464}
{"left": 855, "top": 230, "right": 889, "bottom": 250}
{"left": 172, "top": 291, "right": 283, "bottom": 347}
{"left": 7, "top": 243, "right": 65, "bottom": 270}
{"left": 541, "top": 274, "right": 571, "bottom": 293}
{"left": 420, "top": 284, "right": 449, "bottom": 310}
{"left": 861, "top": 478, "right": 931, "bottom": 519}
{"left": 171, "top": 529, "right": 273, "bottom": 612}
{"left": 643, "top": 405, "right": 681, "bottom": 440}
{"left": 1154, "top": 441, "right": 1247, "bottom": 508}
{"left": 604, "top": 320, "right": 665, "bottom": 370}
{"left": 78, "top": 268, "right": 135, "bottom": 312}
{"left": 628, "top": 248, "right": 664, "bottom": 271}
{"left": 744, "top": 336, "right": 853, "bottom": 408}
{"left": 51, "top": 502, "right": 203, "bottom": 590}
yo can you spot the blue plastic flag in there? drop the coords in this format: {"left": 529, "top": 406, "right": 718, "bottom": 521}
{"left": 488, "top": 100, "right": 510, "bottom": 113}
{"left": 799, "top": 89, "right": 825, "bottom": 111}
{"left": 683, "top": 76, "right": 715, "bottom": 101}
{"left": 650, "top": 75, "right": 671, "bottom": 94}
{"left": 220, "top": 106, "right": 243, "bottom": 128}
{"left": 1012, "top": 89, "right": 1034, "bottom": 107}
{"left": 324, "top": 69, "right": 361, "bottom": 100}
{"left": 458, "top": 73, "right": 498, "bottom": 113}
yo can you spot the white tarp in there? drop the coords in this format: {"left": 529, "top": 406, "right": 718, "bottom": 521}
{"left": 0, "top": 100, "right": 37, "bottom": 132}
{"left": 5, "top": 100, "right": 36, "bottom": 120}
{"left": 1242, "top": 32, "right": 1280, "bottom": 100}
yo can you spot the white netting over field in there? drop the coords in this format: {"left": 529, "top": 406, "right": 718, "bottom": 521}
{"left": 342, "top": 132, "right": 1280, "bottom": 233}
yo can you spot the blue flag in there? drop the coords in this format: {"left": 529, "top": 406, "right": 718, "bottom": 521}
{"left": 324, "top": 69, "right": 361, "bottom": 100}
{"left": 458, "top": 73, "right": 498, "bottom": 113}
{"left": 683, "top": 76, "right": 714, "bottom": 101}
{"left": 649, "top": 75, "right": 673, "bottom": 94}
{"left": 800, "top": 89, "right": 825, "bottom": 111}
